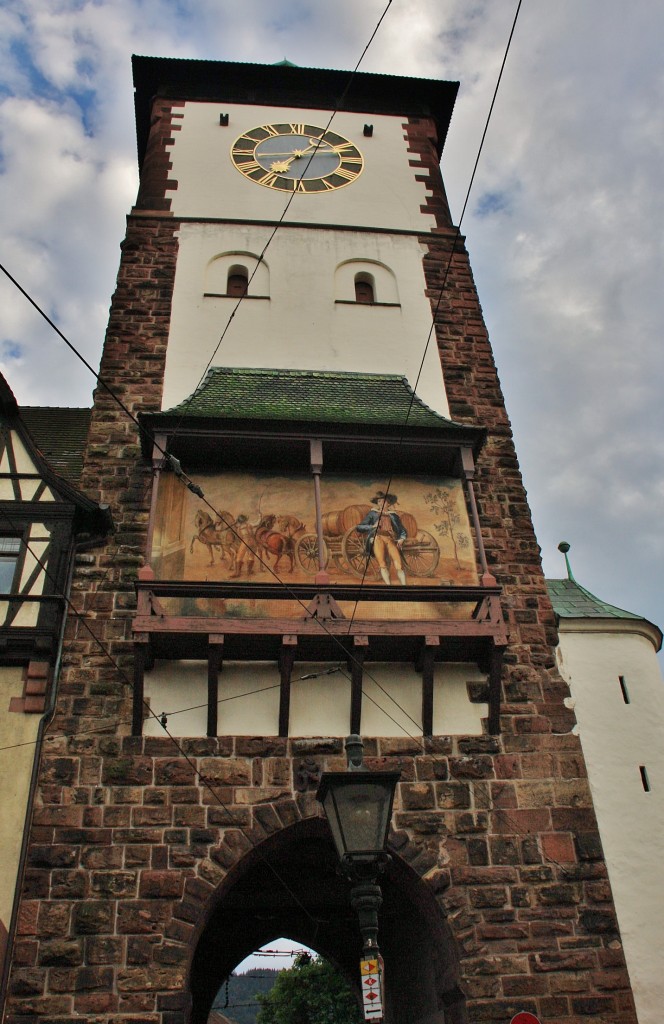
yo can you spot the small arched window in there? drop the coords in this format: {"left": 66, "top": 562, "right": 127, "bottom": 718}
{"left": 354, "top": 274, "right": 375, "bottom": 303}
{"left": 227, "top": 267, "right": 248, "bottom": 297}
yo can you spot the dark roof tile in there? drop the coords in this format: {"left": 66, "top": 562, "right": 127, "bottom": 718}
{"left": 162, "top": 367, "right": 462, "bottom": 430}
{"left": 21, "top": 407, "right": 91, "bottom": 485}
{"left": 546, "top": 578, "right": 643, "bottom": 621}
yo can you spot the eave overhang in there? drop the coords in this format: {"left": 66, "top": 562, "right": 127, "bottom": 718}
{"left": 131, "top": 55, "right": 458, "bottom": 172}
{"left": 0, "top": 374, "right": 113, "bottom": 538}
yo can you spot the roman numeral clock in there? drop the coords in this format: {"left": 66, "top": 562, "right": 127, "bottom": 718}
{"left": 231, "top": 122, "right": 364, "bottom": 192}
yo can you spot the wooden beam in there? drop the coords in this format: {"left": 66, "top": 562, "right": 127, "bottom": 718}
{"left": 487, "top": 643, "right": 505, "bottom": 735}
{"left": 278, "top": 635, "right": 297, "bottom": 737}
{"left": 132, "top": 636, "right": 149, "bottom": 736}
{"left": 207, "top": 636, "right": 224, "bottom": 737}
{"left": 132, "top": 614, "right": 505, "bottom": 639}
{"left": 135, "top": 579, "right": 501, "bottom": 603}
{"left": 349, "top": 636, "right": 368, "bottom": 735}
{"left": 420, "top": 636, "right": 439, "bottom": 738}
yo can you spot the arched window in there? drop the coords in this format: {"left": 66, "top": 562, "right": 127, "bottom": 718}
{"left": 354, "top": 273, "right": 375, "bottom": 304}
{"left": 227, "top": 266, "right": 248, "bottom": 297}
{"left": 334, "top": 261, "right": 399, "bottom": 306}
{"left": 205, "top": 253, "right": 269, "bottom": 298}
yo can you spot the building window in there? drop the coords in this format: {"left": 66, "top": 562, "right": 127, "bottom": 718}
{"left": 0, "top": 536, "right": 21, "bottom": 593}
{"left": 640, "top": 766, "right": 651, "bottom": 792}
{"left": 227, "top": 268, "right": 248, "bottom": 296}
{"left": 354, "top": 274, "right": 375, "bottom": 303}
{"left": 618, "top": 675, "right": 630, "bottom": 704}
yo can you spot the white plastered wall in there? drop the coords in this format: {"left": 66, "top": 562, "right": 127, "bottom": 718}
{"left": 0, "top": 667, "right": 39, "bottom": 936}
{"left": 0, "top": 430, "right": 55, "bottom": 501}
{"left": 143, "top": 660, "right": 487, "bottom": 738}
{"left": 556, "top": 623, "right": 664, "bottom": 1024}
{"left": 162, "top": 224, "right": 449, "bottom": 416}
{"left": 161, "top": 99, "right": 450, "bottom": 416}
{"left": 165, "top": 103, "right": 438, "bottom": 233}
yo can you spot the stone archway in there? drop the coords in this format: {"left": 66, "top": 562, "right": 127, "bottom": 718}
{"left": 188, "top": 818, "right": 466, "bottom": 1024}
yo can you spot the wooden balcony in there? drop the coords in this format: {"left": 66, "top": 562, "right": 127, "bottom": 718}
{"left": 132, "top": 572, "right": 507, "bottom": 737}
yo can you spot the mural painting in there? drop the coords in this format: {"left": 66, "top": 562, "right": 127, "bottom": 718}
{"left": 151, "top": 472, "right": 477, "bottom": 620}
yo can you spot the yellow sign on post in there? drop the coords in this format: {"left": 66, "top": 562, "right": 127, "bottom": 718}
{"left": 360, "top": 956, "right": 384, "bottom": 1021}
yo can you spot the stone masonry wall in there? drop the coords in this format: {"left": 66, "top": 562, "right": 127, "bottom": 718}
{"left": 2, "top": 104, "right": 639, "bottom": 1024}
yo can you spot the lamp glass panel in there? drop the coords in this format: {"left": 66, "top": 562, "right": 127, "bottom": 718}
{"left": 324, "top": 782, "right": 391, "bottom": 855}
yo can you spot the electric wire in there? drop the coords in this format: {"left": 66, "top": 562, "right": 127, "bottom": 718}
{"left": 0, "top": 267, "right": 425, "bottom": 735}
{"left": 0, "top": 517, "right": 571, "bottom": 878}
{"left": 0, "top": 0, "right": 571, "bottom": 880}
{"left": 166, "top": 0, "right": 393, "bottom": 440}
{"left": 0, "top": 509, "right": 320, "bottom": 929}
{"left": 0, "top": 0, "right": 520, "bottom": 737}
{"left": 341, "top": 0, "right": 524, "bottom": 636}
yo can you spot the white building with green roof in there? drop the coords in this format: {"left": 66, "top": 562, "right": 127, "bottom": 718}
{"left": 548, "top": 555, "right": 663, "bottom": 1024}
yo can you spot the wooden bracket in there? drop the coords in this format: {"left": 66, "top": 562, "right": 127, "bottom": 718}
{"left": 487, "top": 643, "right": 505, "bottom": 735}
{"left": 419, "top": 636, "right": 440, "bottom": 738}
{"left": 207, "top": 636, "right": 224, "bottom": 738}
{"left": 132, "top": 634, "right": 150, "bottom": 736}
{"left": 278, "top": 635, "right": 297, "bottom": 737}
{"left": 349, "top": 636, "right": 368, "bottom": 735}
{"left": 305, "top": 592, "right": 346, "bottom": 620}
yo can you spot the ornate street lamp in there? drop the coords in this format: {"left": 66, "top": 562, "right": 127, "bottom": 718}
{"left": 316, "top": 736, "right": 400, "bottom": 1021}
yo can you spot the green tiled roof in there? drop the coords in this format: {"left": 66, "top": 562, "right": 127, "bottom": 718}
{"left": 546, "top": 578, "right": 643, "bottom": 621}
{"left": 22, "top": 407, "right": 91, "bottom": 485}
{"left": 162, "top": 368, "right": 461, "bottom": 430}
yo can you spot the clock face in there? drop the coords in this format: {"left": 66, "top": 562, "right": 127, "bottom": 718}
{"left": 231, "top": 123, "right": 364, "bottom": 193}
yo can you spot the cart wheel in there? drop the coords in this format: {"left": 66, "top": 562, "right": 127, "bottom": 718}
{"left": 295, "top": 534, "right": 328, "bottom": 575}
{"left": 342, "top": 528, "right": 380, "bottom": 579}
{"left": 401, "top": 530, "right": 440, "bottom": 578}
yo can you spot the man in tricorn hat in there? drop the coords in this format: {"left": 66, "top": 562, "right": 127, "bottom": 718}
{"left": 355, "top": 491, "right": 407, "bottom": 585}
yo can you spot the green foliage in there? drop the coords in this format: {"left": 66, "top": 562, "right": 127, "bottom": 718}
{"left": 257, "top": 954, "right": 363, "bottom": 1024}
{"left": 213, "top": 968, "right": 281, "bottom": 1024}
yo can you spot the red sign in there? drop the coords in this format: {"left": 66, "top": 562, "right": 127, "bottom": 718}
{"left": 510, "top": 1014, "right": 541, "bottom": 1024}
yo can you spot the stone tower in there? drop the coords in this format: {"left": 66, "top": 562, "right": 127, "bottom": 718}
{"left": 3, "top": 57, "right": 639, "bottom": 1024}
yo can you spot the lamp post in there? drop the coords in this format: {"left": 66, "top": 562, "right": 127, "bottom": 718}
{"left": 316, "top": 736, "right": 400, "bottom": 1021}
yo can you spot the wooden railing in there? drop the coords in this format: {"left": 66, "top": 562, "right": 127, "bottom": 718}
{"left": 132, "top": 570, "right": 507, "bottom": 736}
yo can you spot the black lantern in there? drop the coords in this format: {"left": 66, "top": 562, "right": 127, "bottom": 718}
{"left": 316, "top": 770, "right": 400, "bottom": 866}
{"left": 316, "top": 736, "right": 401, "bottom": 975}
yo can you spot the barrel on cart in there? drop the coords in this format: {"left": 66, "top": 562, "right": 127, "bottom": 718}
{"left": 295, "top": 503, "right": 439, "bottom": 579}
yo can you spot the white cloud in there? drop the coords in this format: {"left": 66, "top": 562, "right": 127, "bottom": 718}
{"left": 0, "top": 0, "right": 661, "bottom": 646}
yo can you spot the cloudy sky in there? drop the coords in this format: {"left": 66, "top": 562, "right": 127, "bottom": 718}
{"left": 1, "top": 0, "right": 662, "bottom": 648}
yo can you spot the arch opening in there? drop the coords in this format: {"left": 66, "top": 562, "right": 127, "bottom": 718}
{"left": 188, "top": 818, "right": 466, "bottom": 1024}
{"left": 227, "top": 266, "right": 249, "bottom": 296}
{"left": 354, "top": 273, "right": 375, "bottom": 303}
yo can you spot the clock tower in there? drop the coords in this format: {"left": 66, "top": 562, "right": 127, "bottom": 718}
{"left": 3, "top": 57, "right": 638, "bottom": 1024}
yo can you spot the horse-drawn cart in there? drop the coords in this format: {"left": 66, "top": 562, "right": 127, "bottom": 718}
{"left": 295, "top": 503, "right": 440, "bottom": 579}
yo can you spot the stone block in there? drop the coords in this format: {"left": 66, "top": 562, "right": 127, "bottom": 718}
{"left": 541, "top": 832, "right": 576, "bottom": 864}
{"left": 37, "top": 902, "right": 71, "bottom": 938}
{"left": 449, "top": 756, "right": 494, "bottom": 779}
{"left": 235, "top": 737, "right": 287, "bottom": 757}
{"left": 90, "top": 870, "right": 138, "bottom": 897}
{"left": 154, "top": 759, "right": 196, "bottom": 786}
{"left": 8, "top": 969, "right": 46, "bottom": 996}
{"left": 436, "top": 783, "right": 470, "bottom": 809}
{"left": 38, "top": 939, "right": 83, "bottom": 967}
{"left": 72, "top": 901, "right": 114, "bottom": 935}
{"left": 401, "top": 783, "right": 435, "bottom": 809}
{"left": 101, "top": 757, "right": 153, "bottom": 786}
{"left": 199, "top": 758, "right": 251, "bottom": 786}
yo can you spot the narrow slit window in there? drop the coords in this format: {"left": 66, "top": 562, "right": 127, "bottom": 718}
{"left": 639, "top": 766, "right": 651, "bottom": 792}
{"left": 354, "top": 274, "right": 375, "bottom": 303}
{"left": 227, "top": 268, "right": 248, "bottom": 297}
{"left": 618, "top": 675, "right": 630, "bottom": 704}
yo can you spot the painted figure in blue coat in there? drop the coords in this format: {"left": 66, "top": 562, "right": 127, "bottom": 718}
{"left": 356, "top": 491, "right": 407, "bottom": 585}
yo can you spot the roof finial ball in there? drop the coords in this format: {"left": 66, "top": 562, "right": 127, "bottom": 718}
{"left": 558, "top": 541, "right": 575, "bottom": 582}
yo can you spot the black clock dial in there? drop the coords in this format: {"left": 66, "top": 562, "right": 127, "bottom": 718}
{"left": 231, "top": 123, "right": 363, "bottom": 193}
